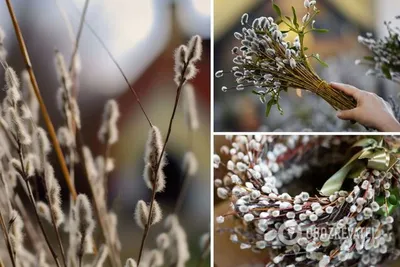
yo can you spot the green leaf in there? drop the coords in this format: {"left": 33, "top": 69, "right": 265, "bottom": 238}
{"left": 363, "top": 56, "right": 374, "bottom": 61}
{"left": 382, "top": 64, "right": 392, "bottom": 79}
{"left": 273, "top": 4, "right": 282, "bottom": 17}
{"left": 304, "top": 47, "right": 309, "bottom": 51}
{"left": 276, "top": 19, "right": 283, "bottom": 25}
{"left": 252, "top": 90, "right": 261, "bottom": 96}
{"left": 265, "top": 99, "right": 277, "bottom": 117}
{"left": 314, "top": 55, "right": 329, "bottom": 68}
{"left": 292, "top": 7, "right": 299, "bottom": 28}
{"left": 313, "top": 28, "right": 329, "bottom": 33}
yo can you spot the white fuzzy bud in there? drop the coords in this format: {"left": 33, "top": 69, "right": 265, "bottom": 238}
{"left": 98, "top": 99, "right": 120, "bottom": 145}
{"left": 156, "top": 233, "right": 170, "bottom": 250}
{"left": 143, "top": 126, "right": 166, "bottom": 193}
{"left": 125, "top": 258, "right": 137, "bottom": 267}
{"left": 44, "top": 163, "right": 64, "bottom": 227}
{"left": 134, "top": 200, "right": 162, "bottom": 229}
{"left": 36, "top": 201, "right": 52, "bottom": 224}
{"left": 186, "top": 35, "right": 202, "bottom": 63}
{"left": 75, "top": 194, "right": 95, "bottom": 254}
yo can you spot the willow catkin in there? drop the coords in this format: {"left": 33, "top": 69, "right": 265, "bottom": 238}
{"left": 125, "top": 258, "right": 137, "bottom": 267}
{"left": 92, "top": 245, "right": 108, "bottom": 267}
{"left": 156, "top": 233, "right": 170, "bottom": 251}
{"left": 134, "top": 200, "right": 162, "bottom": 229}
{"left": 75, "top": 194, "right": 95, "bottom": 254}
{"left": 36, "top": 201, "right": 52, "bottom": 224}
{"left": 8, "top": 108, "right": 31, "bottom": 145}
{"left": 186, "top": 35, "right": 203, "bottom": 63}
{"left": 143, "top": 126, "right": 166, "bottom": 193}
{"left": 8, "top": 209, "right": 24, "bottom": 253}
{"left": 164, "top": 215, "right": 190, "bottom": 267}
{"left": 98, "top": 99, "right": 120, "bottom": 145}
{"left": 21, "top": 70, "right": 39, "bottom": 123}
{"left": 140, "top": 249, "right": 164, "bottom": 267}
{"left": 44, "top": 162, "right": 64, "bottom": 227}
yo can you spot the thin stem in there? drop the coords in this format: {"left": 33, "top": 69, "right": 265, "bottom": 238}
{"left": 16, "top": 140, "right": 62, "bottom": 267}
{"left": 137, "top": 63, "right": 188, "bottom": 264}
{"left": 68, "top": 0, "right": 90, "bottom": 74}
{"left": 84, "top": 22, "right": 153, "bottom": 127}
{"left": 0, "top": 208, "right": 16, "bottom": 267}
{"left": 25, "top": 180, "right": 62, "bottom": 267}
{"left": 5, "top": 0, "right": 77, "bottom": 199}
{"left": 67, "top": 6, "right": 153, "bottom": 127}
{"left": 42, "top": 177, "right": 68, "bottom": 267}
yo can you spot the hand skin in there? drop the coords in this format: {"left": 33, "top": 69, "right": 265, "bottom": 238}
{"left": 331, "top": 82, "right": 400, "bottom": 132}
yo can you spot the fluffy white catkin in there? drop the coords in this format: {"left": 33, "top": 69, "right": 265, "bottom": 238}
{"left": 92, "top": 245, "right": 109, "bottom": 267}
{"left": 143, "top": 126, "right": 166, "bottom": 193}
{"left": 134, "top": 200, "right": 162, "bottom": 229}
{"left": 36, "top": 201, "right": 52, "bottom": 224}
{"left": 125, "top": 258, "right": 137, "bottom": 267}
{"left": 44, "top": 162, "right": 64, "bottom": 227}
{"left": 75, "top": 194, "right": 95, "bottom": 254}
{"left": 182, "top": 83, "right": 199, "bottom": 131}
{"left": 98, "top": 99, "right": 120, "bottom": 145}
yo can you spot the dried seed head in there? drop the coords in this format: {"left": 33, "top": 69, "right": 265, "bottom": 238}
{"left": 156, "top": 233, "right": 170, "bottom": 250}
{"left": 186, "top": 35, "right": 203, "bottom": 63}
{"left": 124, "top": 258, "right": 137, "bottom": 267}
{"left": 143, "top": 126, "right": 166, "bottom": 192}
{"left": 36, "top": 201, "right": 52, "bottom": 224}
{"left": 182, "top": 151, "right": 198, "bottom": 176}
{"left": 134, "top": 200, "right": 148, "bottom": 229}
{"left": 98, "top": 99, "right": 120, "bottom": 145}
{"left": 182, "top": 83, "right": 199, "bottom": 131}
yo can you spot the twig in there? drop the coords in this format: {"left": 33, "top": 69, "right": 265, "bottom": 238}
{"left": 15, "top": 140, "right": 62, "bottom": 267}
{"left": 41, "top": 176, "right": 68, "bottom": 267}
{"left": 0, "top": 208, "right": 16, "bottom": 267}
{"left": 4, "top": 0, "right": 77, "bottom": 199}
{"left": 137, "top": 62, "right": 189, "bottom": 264}
{"left": 68, "top": 5, "right": 153, "bottom": 127}
{"left": 68, "top": 0, "right": 90, "bottom": 74}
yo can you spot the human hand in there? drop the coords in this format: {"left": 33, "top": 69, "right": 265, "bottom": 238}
{"left": 331, "top": 82, "right": 400, "bottom": 132}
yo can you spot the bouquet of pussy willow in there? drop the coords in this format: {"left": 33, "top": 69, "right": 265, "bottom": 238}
{"left": 215, "top": 135, "right": 400, "bottom": 267}
{"left": 358, "top": 17, "right": 400, "bottom": 84}
{"left": 215, "top": 0, "right": 357, "bottom": 116}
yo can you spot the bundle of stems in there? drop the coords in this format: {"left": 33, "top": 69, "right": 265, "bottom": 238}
{"left": 216, "top": 0, "right": 356, "bottom": 116}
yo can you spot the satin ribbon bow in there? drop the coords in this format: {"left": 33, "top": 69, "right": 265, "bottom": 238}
{"left": 320, "top": 137, "right": 398, "bottom": 198}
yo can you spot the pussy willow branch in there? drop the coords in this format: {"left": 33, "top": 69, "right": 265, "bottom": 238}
{"left": 75, "top": 133, "right": 120, "bottom": 267}
{"left": 0, "top": 208, "right": 16, "bottom": 267}
{"left": 5, "top": 0, "right": 77, "bottom": 199}
{"left": 137, "top": 63, "right": 189, "bottom": 264}
{"left": 41, "top": 177, "right": 67, "bottom": 267}
{"left": 16, "top": 141, "right": 62, "bottom": 267}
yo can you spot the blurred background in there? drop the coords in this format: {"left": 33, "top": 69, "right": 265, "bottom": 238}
{"left": 214, "top": 0, "right": 400, "bottom": 132}
{"left": 0, "top": 0, "right": 210, "bottom": 265}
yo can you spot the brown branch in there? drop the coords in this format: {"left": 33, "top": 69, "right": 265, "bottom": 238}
{"left": 5, "top": 0, "right": 77, "bottom": 199}
{"left": 137, "top": 64, "right": 188, "bottom": 264}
